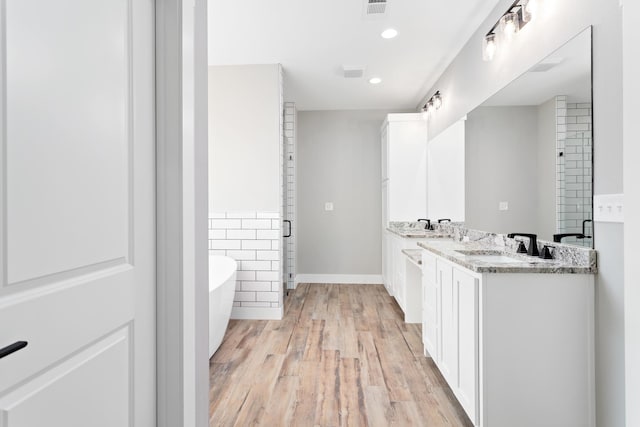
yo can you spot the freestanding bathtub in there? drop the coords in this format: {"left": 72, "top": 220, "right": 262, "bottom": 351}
{"left": 209, "top": 255, "right": 237, "bottom": 358}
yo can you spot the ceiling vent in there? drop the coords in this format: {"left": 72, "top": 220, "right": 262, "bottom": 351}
{"left": 365, "top": 0, "right": 387, "bottom": 15}
{"left": 343, "top": 66, "right": 365, "bottom": 78}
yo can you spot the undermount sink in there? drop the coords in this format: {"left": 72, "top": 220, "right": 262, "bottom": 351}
{"left": 454, "top": 249, "right": 524, "bottom": 264}
{"left": 463, "top": 254, "right": 523, "bottom": 264}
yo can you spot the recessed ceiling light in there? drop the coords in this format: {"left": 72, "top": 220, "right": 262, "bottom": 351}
{"left": 369, "top": 77, "right": 382, "bottom": 85}
{"left": 381, "top": 28, "right": 398, "bottom": 39}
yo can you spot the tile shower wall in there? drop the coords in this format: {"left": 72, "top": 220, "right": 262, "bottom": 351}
{"left": 209, "top": 212, "right": 283, "bottom": 312}
{"left": 283, "top": 102, "right": 296, "bottom": 289}
{"left": 556, "top": 95, "right": 593, "bottom": 247}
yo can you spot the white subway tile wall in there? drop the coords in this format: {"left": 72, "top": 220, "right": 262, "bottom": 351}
{"left": 209, "top": 212, "right": 283, "bottom": 309}
{"left": 283, "top": 102, "right": 296, "bottom": 290}
{"left": 556, "top": 95, "right": 593, "bottom": 247}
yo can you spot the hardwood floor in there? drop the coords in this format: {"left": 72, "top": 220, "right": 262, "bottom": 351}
{"left": 209, "top": 283, "right": 473, "bottom": 427}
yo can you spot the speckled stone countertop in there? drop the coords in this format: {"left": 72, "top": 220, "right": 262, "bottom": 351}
{"left": 401, "top": 249, "right": 422, "bottom": 266}
{"left": 417, "top": 237, "right": 597, "bottom": 274}
{"left": 387, "top": 221, "right": 452, "bottom": 239}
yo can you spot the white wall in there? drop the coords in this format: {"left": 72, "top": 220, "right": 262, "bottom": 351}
{"left": 427, "top": 119, "right": 465, "bottom": 222}
{"left": 623, "top": 1, "right": 639, "bottom": 425}
{"left": 297, "top": 110, "right": 389, "bottom": 278}
{"left": 208, "top": 64, "right": 281, "bottom": 212}
{"left": 424, "top": 2, "right": 625, "bottom": 425}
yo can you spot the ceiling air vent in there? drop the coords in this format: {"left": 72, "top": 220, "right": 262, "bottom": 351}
{"left": 366, "top": 0, "right": 387, "bottom": 15}
{"left": 343, "top": 66, "right": 364, "bottom": 78}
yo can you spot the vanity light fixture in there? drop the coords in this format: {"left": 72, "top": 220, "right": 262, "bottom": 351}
{"left": 482, "top": 0, "right": 540, "bottom": 62}
{"left": 421, "top": 91, "right": 442, "bottom": 119}
{"left": 369, "top": 77, "right": 382, "bottom": 84}
{"left": 381, "top": 28, "right": 398, "bottom": 39}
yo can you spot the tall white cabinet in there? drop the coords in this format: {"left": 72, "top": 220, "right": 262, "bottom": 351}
{"left": 381, "top": 114, "right": 428, "bottom": 292}
{"left": 381, "top": 114, "right": 428, "bottom": 224}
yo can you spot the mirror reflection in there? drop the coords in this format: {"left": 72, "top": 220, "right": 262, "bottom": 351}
{"left": 464, "top": 27, "right": 593, "bottom": 247}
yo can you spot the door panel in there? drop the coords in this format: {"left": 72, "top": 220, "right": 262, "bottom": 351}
{"left": 422, "top": 256, "right": 439, "bottom": 359}
{"left": 438, "top": 260, "right": 458, "bottom": 385}
{"left": 0, "top": 0, "right": 155, "bottom": 425}
{"left": 455, "top": 268, "right": 479, "bottom": 425}
{"left": 5, "top": 0, "right": 131, "bottom": 286}
{"left": 0, "top": 327, "right": 130, "bottom": 427}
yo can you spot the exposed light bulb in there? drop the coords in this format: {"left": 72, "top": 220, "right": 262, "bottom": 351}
{"left": 381, "top": 28, "right": 398, "bottom": 39}
{"left": 483, "top": 33, "right": 497, "bottom": 61}
{"left": 433, "top": 93, "right": 442, "bottom": 109}
{"left": 499, "top": 12, "right": 519, "bottom": 40}
{"left": 426, "top": 100, "right": 435, "bottom": 115}
{"left": 525, "top": 0, "right": 539, "bottom": 17}
{"left": 521, "top": 0, "right": 541, "bottom": 23}
{"left": 369, "top": 77, "right": 382, "bottom": 85}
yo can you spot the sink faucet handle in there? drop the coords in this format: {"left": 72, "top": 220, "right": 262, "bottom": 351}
{"left": 540, "top": 245, "right": 555, "bottom": 259}
{"left": 516, "top": 241, "right": 527, "bottom": 254}
{"left": 507, "top": 233, "right": 540, "bottom": 257}
{"left": 417, "top": 219, "right": 432, "bottom": 230}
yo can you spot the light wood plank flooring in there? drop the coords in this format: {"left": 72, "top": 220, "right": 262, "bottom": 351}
{"left": 209, "top": 283, "right": 473, "bottom": 427}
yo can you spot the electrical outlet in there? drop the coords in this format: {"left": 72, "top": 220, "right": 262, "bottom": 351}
{"left": 325, "top": 202, "right": 334, "bottom": 211}
{"left": 499, "top": 201, "right": 509, "bottom": 211}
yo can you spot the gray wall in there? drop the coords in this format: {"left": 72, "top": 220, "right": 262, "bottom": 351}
{"left": 297, "top": 110, "right": 387, "bottom": 275}
{"left": 537, "top": 98, "right": 557, "bottom": 241}
{"left": 465, "top": 106, "right": 539, "bottom": 234}
{"left": 424, "top": 1, "right": 625, "bottom": 425}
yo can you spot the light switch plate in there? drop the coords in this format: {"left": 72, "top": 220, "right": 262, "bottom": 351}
{"left": 593, "top": 194, "right": 624, "bottom": 223}
{"left": 325, "top": 202, "right": 334, "bottom": 211}
{"left": 499, "top": 201, "right": 509, "bottom": 211}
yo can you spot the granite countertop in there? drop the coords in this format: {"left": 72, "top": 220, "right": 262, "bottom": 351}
{"left": 401, "top": 249, "right": 422, "bottom": 267}
{"left": 417, "top": 239, "right": 597, "bottom": 274}
{"left": 386, "top": 227, "right": 451, "bottom": 239}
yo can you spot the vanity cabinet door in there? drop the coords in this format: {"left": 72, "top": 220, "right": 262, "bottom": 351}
{"left": 390, "top": 234, "right": 405, "bottom": 309}
{"left": 438, "top": 260, "right": 458, "bottom": 386}
{"left": 382, "top": 230, "right": 390, "bottom": 293}
{"left": 454, "top": 267, "right": 479, "bottom": 425}
{"left": 421, "top": 251, "right": 439, "bottom": 359}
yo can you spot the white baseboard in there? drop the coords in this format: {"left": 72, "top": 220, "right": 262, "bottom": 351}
{"left": 294, "top": 274, "right": 383, "bottom": 285}
{"left": 230, "top": 306, "right": 283, "bottom": 320}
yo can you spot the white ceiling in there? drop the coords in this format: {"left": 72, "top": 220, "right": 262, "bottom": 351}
{"left": 481, "top": 28, "right": 592, "bottom": 107}
{"left": 208, "top": 0, "right": 502, "bottom": 111}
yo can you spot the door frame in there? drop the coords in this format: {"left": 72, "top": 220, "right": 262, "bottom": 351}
{"left": 156, "top": 1, "right": 209, "bottom": 426}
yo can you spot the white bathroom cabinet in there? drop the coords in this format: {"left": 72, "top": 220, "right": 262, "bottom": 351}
{"left": 381, "top": 113, "right": 428, "bottom": 222}
{"left": 385, "top": 231, "right": 435, "bottom": 323}
{"left": 421, "top": 250, "right": 595, "bottom": 427}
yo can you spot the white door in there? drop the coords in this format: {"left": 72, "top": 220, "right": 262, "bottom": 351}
{"left": 0, "top": 1, "right": 156, "bottom": 426}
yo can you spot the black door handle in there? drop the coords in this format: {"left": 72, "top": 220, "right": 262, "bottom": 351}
{"left": 283, "top": 220, "right": 292, "bottom": 238}
{"left": 0, "top": 341, "right": 28, "bottom": 359}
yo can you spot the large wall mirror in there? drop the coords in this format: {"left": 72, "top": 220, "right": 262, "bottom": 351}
{"left": 464, "top": 27, "right": 593, "bottom": 247}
